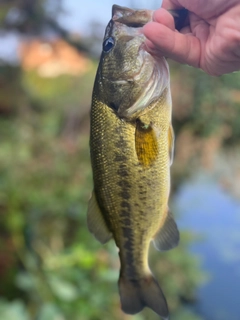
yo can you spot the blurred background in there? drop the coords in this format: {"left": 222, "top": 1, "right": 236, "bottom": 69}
{"left": 0, "top": 0, "right": 240, "bottom": 319}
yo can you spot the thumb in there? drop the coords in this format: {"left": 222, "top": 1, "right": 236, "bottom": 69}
{"left": 143, "top": 21, "right": 200, "bottom": 68}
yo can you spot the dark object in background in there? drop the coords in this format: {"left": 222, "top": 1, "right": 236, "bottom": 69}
{"left": 169, "top": 8, "right": 189, "bottom": 31}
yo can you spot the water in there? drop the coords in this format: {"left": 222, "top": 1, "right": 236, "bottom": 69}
{"left": 174, "top": 173, "right": 240, "bottom": 320}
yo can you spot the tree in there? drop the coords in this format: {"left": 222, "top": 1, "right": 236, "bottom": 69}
{"left": 0, "top": 0, "right": 90, "bottom": 55}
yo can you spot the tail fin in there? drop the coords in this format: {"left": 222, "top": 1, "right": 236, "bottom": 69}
{"left": 118, "top": 274, "right": 169, "bottom": 320}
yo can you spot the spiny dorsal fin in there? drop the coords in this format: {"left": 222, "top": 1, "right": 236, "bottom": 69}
{"left": 135, "top": 120, "right": 159, "bottom": 167}
{"left": 168, "top": 125, "right": 175, "bottom": 166}
{"left": 87, "top": 192, "right": 112, "bottom": 244}
{"left": 153, "top": 210, "right": 179, "bottom": 251}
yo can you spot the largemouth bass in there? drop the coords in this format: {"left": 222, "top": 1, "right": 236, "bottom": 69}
{"left": 88, "top": 5, "right": 184, "bottom": 319}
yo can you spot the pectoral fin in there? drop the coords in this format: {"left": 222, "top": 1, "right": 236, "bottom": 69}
{"left": 87, "top": 192, "right": 112, "bottom": 244}
{"left": 168, "top": 125, "right": 175, "bottom": 166}
{"left": 153, "top": 211, "right": 179, "bottom": 251}
{"left": 135, "top": 120, "right": 159, "bottom": 167}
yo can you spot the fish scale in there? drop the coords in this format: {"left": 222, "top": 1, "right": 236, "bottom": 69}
{"left": 90, "top": 89, "right": 174, "bottom": 283}
{"left": 87, "top": 5, "right": 183, "bottom": 319}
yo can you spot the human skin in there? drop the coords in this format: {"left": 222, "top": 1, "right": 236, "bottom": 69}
{"left": 143, "top": 0, "right": 240, "bottom": 76}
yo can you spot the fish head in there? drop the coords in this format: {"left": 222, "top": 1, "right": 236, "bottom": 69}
{"left": 97, "top": 5, "right": 170, "bottom": 120}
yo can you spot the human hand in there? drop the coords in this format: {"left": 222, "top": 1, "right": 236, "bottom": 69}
{"left": 143, "top": 0, "right": 240, "bottom": 76}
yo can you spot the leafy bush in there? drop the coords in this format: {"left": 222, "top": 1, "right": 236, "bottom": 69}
{"left": 0, "top": 63, "right": 207, "bottom": 320}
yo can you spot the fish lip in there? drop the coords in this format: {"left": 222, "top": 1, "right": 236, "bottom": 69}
{"left": 111, "top": 59, "right": 145, "bottom": 84}
{"left": 109, "top": 45, "right": 148, "bottom": 84}
{"left": 112, "top": 5, "right": 154, "bottom": 26}
{"left": 110, "top": 79, "right": 129, "bottom": 85}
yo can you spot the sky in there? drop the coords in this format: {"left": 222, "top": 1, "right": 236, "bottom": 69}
{"left": 60, "top": 0, "right": 162, "bottom": 34}
{"left": 0, "top": 0, "right": 162, "bottom": 62}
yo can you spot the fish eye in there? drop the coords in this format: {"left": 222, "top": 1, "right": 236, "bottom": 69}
{"left": 103, "top": 37, "right": 115, "bottom": 53}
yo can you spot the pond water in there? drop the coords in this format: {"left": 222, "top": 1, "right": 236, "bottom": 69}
{"left": 174, "top": 173, "right": 240, "bottom": 320}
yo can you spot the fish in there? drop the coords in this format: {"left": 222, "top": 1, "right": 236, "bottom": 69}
{"left": 87, "top": 4, "right": 183, "bottom": 319}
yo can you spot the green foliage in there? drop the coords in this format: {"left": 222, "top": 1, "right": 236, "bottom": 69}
{"left": 3, "top": 55, "right": 240, "bottom": 320}
{"left": 3, "top": 2, "right": 237, "bottom": 320}
{"left": 170, "top": 62, "right": 240, "bottom": 143}
{"left": 0, "top": 0, "right": 61, "bottom": 35}
{"left": 0, "top": 63, "right": 207, "bottom": 319}
{"left": 0, "top": 299, "right": 30, "bottom": 320}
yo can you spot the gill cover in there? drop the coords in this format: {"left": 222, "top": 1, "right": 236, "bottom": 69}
{"left": 98, "top": 4, "right": 170, "bottom": 120}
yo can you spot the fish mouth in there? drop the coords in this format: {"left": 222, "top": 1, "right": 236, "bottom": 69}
{"left": 112, "top": 5, "right": 153, "bottom": 27}
{"left": 111, "top": 55, "right": 145, "bottom": 85}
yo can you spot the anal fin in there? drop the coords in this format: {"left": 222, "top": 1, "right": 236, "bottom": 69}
{"left": 87, "top": 192, "right": 112, "bottom": 244}
{"left": 153, "top": 210, "right": 179, "bottom": 251}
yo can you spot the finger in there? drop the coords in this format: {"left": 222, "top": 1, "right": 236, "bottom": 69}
{"left": 144, "top": 38, "right": 157, "bottom": 52}
{"left": 153, "top": 8, "right": 175, "bottom": 31}
{"left": 143, "top": 22, "right": 201, "bottom": 68}
{"left": 162, "top": 0, "right": 182, "bottom": 10}
{"left": 181, "top": 26, "right": 191, "bottom": 34}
